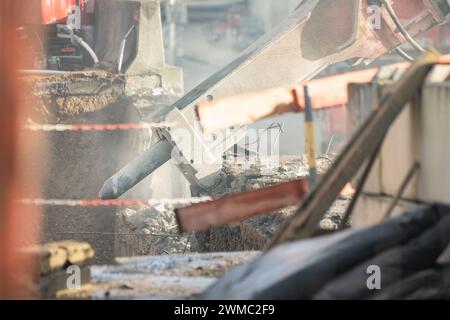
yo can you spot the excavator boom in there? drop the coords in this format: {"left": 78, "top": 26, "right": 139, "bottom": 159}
{"left": 100, "top": 0, "right": 450, "bottom": 200}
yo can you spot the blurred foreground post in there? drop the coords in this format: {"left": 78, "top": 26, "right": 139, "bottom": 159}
{"left": 0, "top": 0, "right": 42, "bottom": 299}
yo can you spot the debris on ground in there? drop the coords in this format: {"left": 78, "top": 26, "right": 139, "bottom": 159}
{"left": 115, "top": 154, "right": 350, "bottom": 255}
{"left": 196, "top": 155, "right": 351, "bottom": 252}
{"left": 89, "top": 251, "right": 258, "bottom": 299}
{"left": 23, "top": 70, "right": 126, "bottom": 120}
{"left": 116, "top": 205, "right": 196, "bottom": 256}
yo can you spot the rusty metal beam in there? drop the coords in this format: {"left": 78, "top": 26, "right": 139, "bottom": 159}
{"left": 268, "top": 50, "right": 440, "bottom": 248}
{"left": 175, "top": 179, "right": 309, "bottom": 233}
{"left": 196, "top": 67, "right": 380, "bottom": 132}
{"left": 196, "top": 53, "right": 450, "bottom": 133}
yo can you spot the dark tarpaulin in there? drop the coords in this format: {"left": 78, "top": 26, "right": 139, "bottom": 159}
{"left": 201, "top": 205, "right": 450, "bottom": 300}
{"left": 370, "top": 268, "right": 450, "bottom": 300}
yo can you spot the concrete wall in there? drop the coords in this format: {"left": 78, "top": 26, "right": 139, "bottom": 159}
{"left": 347, "top": 65, "right": 450, "bottom": 227}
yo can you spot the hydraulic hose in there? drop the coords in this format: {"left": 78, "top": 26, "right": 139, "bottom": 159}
{"left": 72, "top": 34, "right": 100, "bottom": 65}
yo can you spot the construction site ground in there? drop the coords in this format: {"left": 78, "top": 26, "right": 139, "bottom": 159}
{"left": 88, "top": 251, "right": 257, "bottom": 299}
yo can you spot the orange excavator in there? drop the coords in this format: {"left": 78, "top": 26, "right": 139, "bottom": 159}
{"left": 16, "top": 0, "right": 98, "bottom": 71}
{"left": 15, "top": 0, "right": 450, "bottom": 71}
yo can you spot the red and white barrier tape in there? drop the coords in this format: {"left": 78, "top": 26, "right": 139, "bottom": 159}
{"left": 55, "top": 232, "right": 187, "bottom": 238}
{"left": 19, "top": 197, "right": 211, "bottom": 207}
{"left": 25, "top": 122, "right": 176, "bottom": 132}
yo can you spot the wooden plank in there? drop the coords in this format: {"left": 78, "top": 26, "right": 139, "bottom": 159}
{"left": 18, "top": 241, "right": 94, "bottom": 275}
{"left": 175, "top": 179, "right": 309, "bottom": 233}
{"left": 19, "top": 246, "right": 68, "bottom": 275}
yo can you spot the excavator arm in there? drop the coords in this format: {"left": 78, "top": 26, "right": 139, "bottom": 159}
{"left": 99, "top": 0, "right": 450, "bottom": 199}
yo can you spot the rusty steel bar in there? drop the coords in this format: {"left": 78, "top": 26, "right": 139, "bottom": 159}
{"left": 175, "top": 179, "right": 310, "bottom": 233}
{"left": 338, "top": 143, "right": 383, "bottom": 230}
{"left": 383, "top": 162, "right": 421, "bottom": 220}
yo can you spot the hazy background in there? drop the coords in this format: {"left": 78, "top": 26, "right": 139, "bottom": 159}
{"left": 162, "top": 0, "right": 300, "bottom": 91}
{"left": 160, "top": 0, "right": 321, "bottom": 157}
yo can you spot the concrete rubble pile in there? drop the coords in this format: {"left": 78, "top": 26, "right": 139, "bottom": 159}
{"left": 116, "top": 153, "right": 351, "bottom": 255}
{"left": 116, "top": 205, "right": 195, "bottom": 256}
{"left": 195, "top": 154, "right": 351, "bottom": 252}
